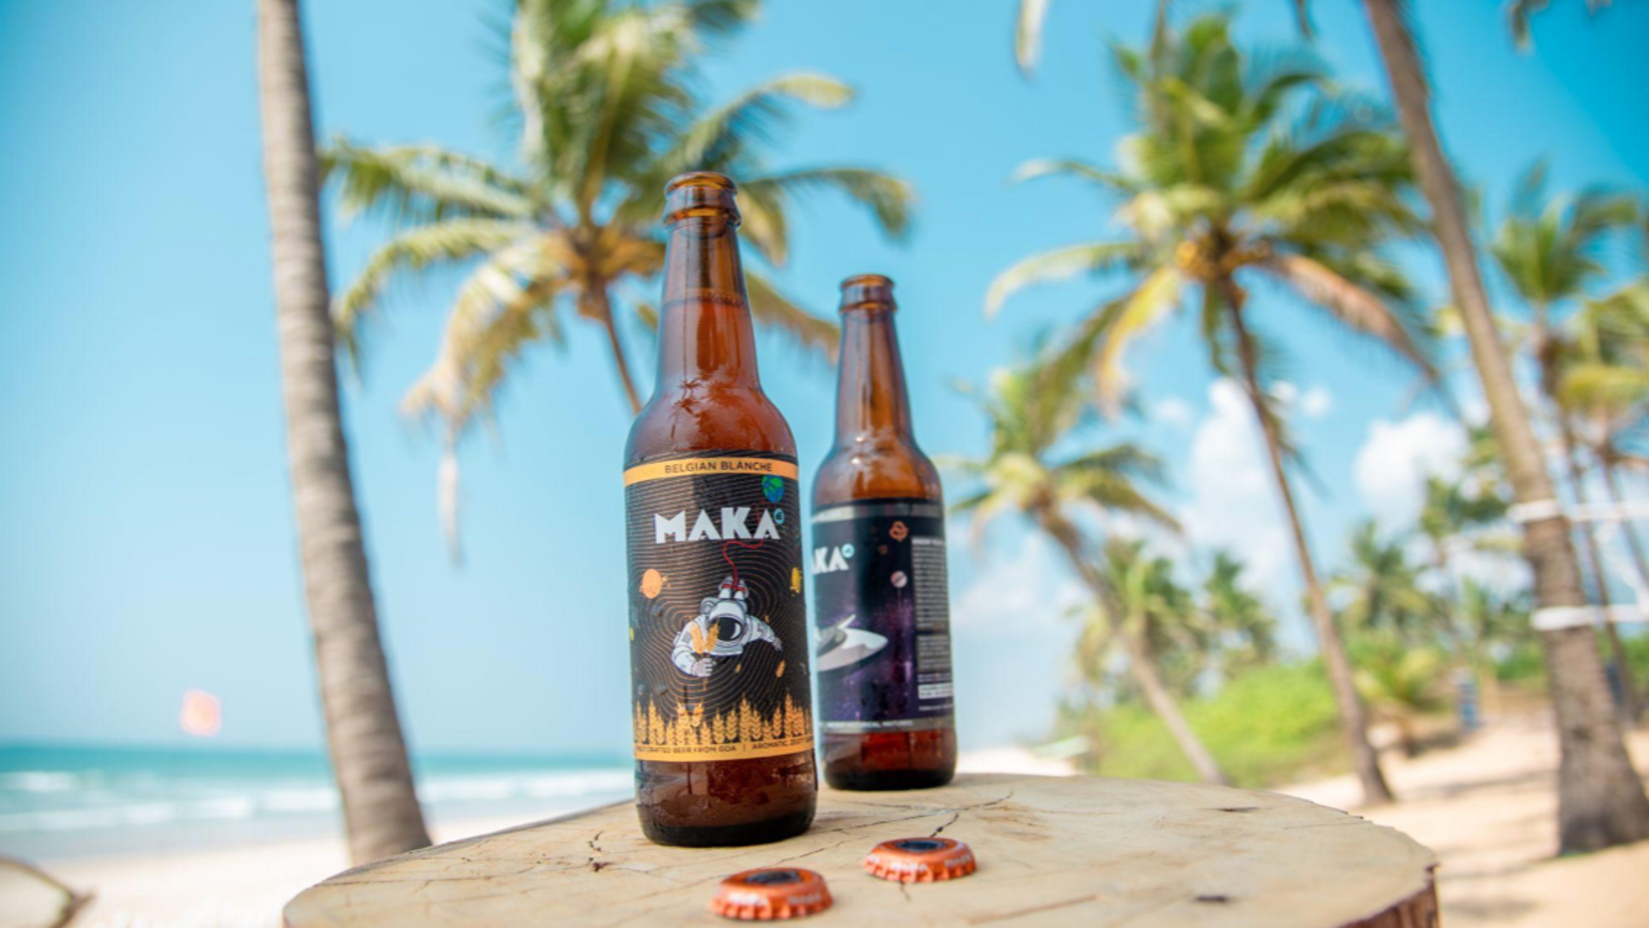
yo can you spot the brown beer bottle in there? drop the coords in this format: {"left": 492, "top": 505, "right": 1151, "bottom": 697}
{"left": 624, "top": 173, "right": 817, "bottom": 846}
{"left": 812, "top": 275, "right": 958, "bottom": 790}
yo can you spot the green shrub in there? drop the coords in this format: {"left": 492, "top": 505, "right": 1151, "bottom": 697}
{"left": 1075, "top": 662, "right": 1347, "bottom": 788}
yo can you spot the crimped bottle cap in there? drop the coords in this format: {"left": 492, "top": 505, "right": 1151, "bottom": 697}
{"left": 709, "top": 868, "right": 833, "bottom": 920}
{"left": 863, "top": 837, "right": 977, "bottom": 883}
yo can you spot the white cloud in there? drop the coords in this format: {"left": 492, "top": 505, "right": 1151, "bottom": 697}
{"left": 1300, "top": 386, "right": 1334, "bottom": 419}
{"left": 1272, "top": 380, "right": 1333, "bottom": 418}
{"left": 1177, "top": 379, "right": 1295, "bottom": 597}
{"left": 1352, "top": 412, "right": 1467, "bottom": 526}
{"left": 953, "top": 532, "right": 1087, "bottom": 633}
{"left": 949, "top": 531, "right": 1090, "bottom": 748}
{"left": 1152, "top": 397, "right": 1194, "bottom": 429}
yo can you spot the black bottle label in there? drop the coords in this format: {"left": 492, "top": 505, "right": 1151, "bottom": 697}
{"left": 811, "top": 498, "right": 955, "bottom": 733}
{"left": 624, "top": 452, "right": 813, "bottom": 762}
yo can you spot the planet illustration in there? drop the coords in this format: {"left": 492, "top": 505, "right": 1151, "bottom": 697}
{"left": 639, "top": 568, "right": 666, "bottom": 599}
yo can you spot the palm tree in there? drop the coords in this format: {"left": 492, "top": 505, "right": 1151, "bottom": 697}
{"left": 324, "top": 0, "right": 912, "bottom": 550}
{"left": 1333, "top": 523, "right": 1451, "bottom": 756}
{"left": 990, "top": 12, "right": 1421, "bottom": 804}
{"left": 1016, "top": 0, "right": 1649, "bottom": 854}
{"left": 951, "top": 358, "right": 1229, "bottom": 785}
{"left": 1331, "top": 521, "right": 1444, "bottom": 648}
{"left": 1351, "top": 636, "right": 1446, "bottom": 758}
{"left": 255, "top": 0, "right": 430, "bottom": 863}
{"left": 1419, "top": 472, "right": 1513, "bottom": 571}
{"left": 1201, "top": 551, "right": 1278, "bottom": 675}
{"left": 1088, "top": 539, "right": 1212, "bottom": 696}
{"left": 1492, "top": 164, "right": 1641, "bottom": 719}
{"left": 1356, "top": 0, "right": 1649, "bottom": 852}
{"left": 1561, "top": 228, "right": 1649, "bottom": 593}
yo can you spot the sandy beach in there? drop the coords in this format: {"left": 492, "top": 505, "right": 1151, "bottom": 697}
{"left": 1284, "top": 715, "right": 1649, "bottom": 928}
{"left": 26, "top": 725, "right": 1649, "bottom": 928}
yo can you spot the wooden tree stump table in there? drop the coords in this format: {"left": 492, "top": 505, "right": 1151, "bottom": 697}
{"left": 284, "top": 774, "right": 1437, "bottom": 927}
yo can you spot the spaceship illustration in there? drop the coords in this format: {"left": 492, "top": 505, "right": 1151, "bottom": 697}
{"left": 814, "top": 614, "right": 888, "bottom": 672}
{"left": 673, "top": 576, "right": 782, "bottom": 678}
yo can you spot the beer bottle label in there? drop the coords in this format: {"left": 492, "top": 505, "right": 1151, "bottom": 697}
{"left": 811, "top": 499, "right": 955, "bottom": 733}
{"left": 625, "top": 452, "right": 814, "bottom": 762}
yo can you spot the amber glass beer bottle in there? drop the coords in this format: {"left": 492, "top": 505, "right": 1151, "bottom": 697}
{"left": 624, "top": 173, "right": 816, "bottom": 846}
{"left": 812, "top": 275, "right": 957, "bottom": 790}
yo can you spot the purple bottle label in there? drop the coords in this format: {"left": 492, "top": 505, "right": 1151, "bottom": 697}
{"left": 811, "top": 499, "right": 954, "bottom": 733}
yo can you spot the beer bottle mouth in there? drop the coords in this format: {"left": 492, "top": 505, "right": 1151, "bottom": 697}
{"left": 663, "top": 172, "right": 741, "bottom": 227}
{"left": 839, "top": 273, "right": 895, "bottom": 313}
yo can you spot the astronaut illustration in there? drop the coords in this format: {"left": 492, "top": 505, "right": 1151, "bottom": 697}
{"left": 673, "top": 576, "right": 782, "bottom": 677}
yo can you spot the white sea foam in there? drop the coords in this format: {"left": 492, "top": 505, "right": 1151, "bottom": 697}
{"left": 417, "top": 769, "right": 631, "bottom": 803}
{"left": 0, "top": 766, "right": 631, "bottom": 833}
{"left": 0, "top": 770, "right": 83, "bottom": 792}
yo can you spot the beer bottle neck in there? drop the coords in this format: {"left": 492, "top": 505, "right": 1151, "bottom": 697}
{"left": 653, "top": 211, "right": 761, "bottom": 390}
{"left": 833, "top": 303, "right": 913, "bottom": 445}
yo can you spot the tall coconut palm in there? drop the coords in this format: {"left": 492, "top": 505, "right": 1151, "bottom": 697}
{"left": 1419, "top": 473, "right": 1513, "bottom": 575}
{"left": 324, "top": 0, "right": 912, "bottom": 551}
{"left": 1016, "top": 0, "right": 1649, "bottom": 854}
{"left": 1357, "top": 0, "right": 1649, "bottom": 852}
{"left": 1331, "top": 521, "right": 1445, "bottom": 647}
{"left": 1201, "top": 551, "right": 1278, "bottom": 675}
{"left": 1088, "top": 539, "right": 1212, "bottom": 696}
{"left": 1417, "top": 426, "right": 1512, "bottom": 576}
{"left": 951, "top": 358, "right": 1230, "bottom": 785}
{"left": 1561, "top": 226, "right": 1649, "bottom": 592}
{"left": 990, "top": 12, "right": 1422, "bottom": 804}
{"left": 255, "top": 0, "right": 430, "bottom": 863}
{"left": 1492, "top": 164, "right": 1641, "bottom": 719}
{"left": 1333, "top": 523, "right": 1450, "bottom": 757}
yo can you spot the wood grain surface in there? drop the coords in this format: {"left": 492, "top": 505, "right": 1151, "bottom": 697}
{"left": 284, "top": 774, "right": 1438, "bottom": 927}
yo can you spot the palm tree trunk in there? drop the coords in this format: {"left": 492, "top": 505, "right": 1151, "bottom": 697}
{"left": 1224, "top": 294, "right": 1394, "bottom": 805}
{"left": 593, "top": 286, "right": 643, "bottom": 414}
{"left": 1555, "top": 420, "right": 1641, "bottom": 722}
{"left": 1360, "top": 0, "right": 1649, "bottom": 852}
{"left": 1037, "top": 510, "right": 1231, "bottom": 786}
{"left": 256, "top": 0, "right": 431, "bottom": 864}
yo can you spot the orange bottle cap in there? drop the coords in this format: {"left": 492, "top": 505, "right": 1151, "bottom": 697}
{"left": 709, "top": 867, "right": 833, "bottom": 920}
{"left": 863, "top": 837, "right": 977, "bottom": 883}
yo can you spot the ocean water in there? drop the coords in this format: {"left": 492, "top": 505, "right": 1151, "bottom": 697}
{"left": 0, "top": 743, "right": 633, "bottom": 861}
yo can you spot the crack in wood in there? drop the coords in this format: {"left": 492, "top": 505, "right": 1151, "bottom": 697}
{"left": 930, "top": 812, "right": 960, "bottom": 837}
{"left": 969, "top": 893, "right": 1099, "bottom": 923}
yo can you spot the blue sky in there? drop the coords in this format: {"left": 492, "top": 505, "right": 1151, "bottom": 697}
{"left": 1, "top": 0, "right": 1645, "bottom": 757}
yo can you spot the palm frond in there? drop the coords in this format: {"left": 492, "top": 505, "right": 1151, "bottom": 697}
{"left": 745, "top": 271, "right": 839, "bottom": 362}
{"left": 741, "top": 168, "right": 915, "bottom": 242}
{"left": 1015, "top": 0, "right": 1050, "bottom": 76}
{"left": 1560, "top": 362, "right": 1649, "bottom": 411}
{"left": 683, "top": 0, "right": 760, "bottom": 39}
{"left": 401, "top": 235, "right": 571, "bottom": 431}
{"left": 1092, "top": 264, "right": 1184, "bottom": 410}
{"left": 1509, "top": 0, "right": 1616, "bottom": 50}
{"left": 1060, "top": 470, "right": 1181, "bottom": 534}
{"left": 734, "top": 175, "right": 792, "bottom": 266}
{"left": 668, "top": 73, "right": 854, "bottom": 173}
{"left": 984, "top": 242, "right": 1144, "bottom": 318}
{"left": 1011, "top": 158, "right": 1137, "bottom": 195}
{"left": 1258, "top": 252, "right": 1437, "bottom": 378}
{"left": 334, "top": 219, "right": 538, "bottom": 363}
{"left": 322, "top": 139, "right": 535, "bottom": 224}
